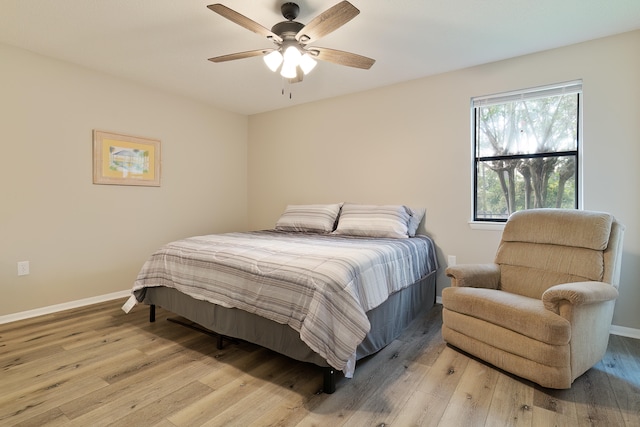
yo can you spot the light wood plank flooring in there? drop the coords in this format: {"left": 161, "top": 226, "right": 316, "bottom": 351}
{"left": 2, "top": 299, "right": 639, "bottom": 426}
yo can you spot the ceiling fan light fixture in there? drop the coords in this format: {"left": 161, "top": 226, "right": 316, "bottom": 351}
{"left": 208, "top": 1, "right": 375, "bottom": 85}
{"left": 263, "top": 50, "right": 283, "bottom": 71}
{"left": 299, "top": 53, "right": 317, "bottom": 75}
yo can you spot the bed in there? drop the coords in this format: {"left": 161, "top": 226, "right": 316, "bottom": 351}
{"left": 123, "top": 203, "right": 439, "bottom": 393}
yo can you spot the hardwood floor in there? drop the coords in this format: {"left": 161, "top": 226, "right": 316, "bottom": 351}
{"left": 2, "top": 299, "right": 639, "bottom": 426}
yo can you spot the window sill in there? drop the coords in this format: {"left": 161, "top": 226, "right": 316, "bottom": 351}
{"left": 468, "top": 221, "right": 505, "bottom": 231}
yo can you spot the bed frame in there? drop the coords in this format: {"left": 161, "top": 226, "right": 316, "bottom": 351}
{"left": 138, "top": 270, "right": 436, "bottom": 393}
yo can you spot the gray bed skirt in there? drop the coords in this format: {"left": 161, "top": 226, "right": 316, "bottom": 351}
{"left": 135, "top": 269, "right": 436, "bottom": 381}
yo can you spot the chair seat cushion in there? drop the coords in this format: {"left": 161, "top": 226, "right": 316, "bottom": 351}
{"left": 442, "top": 287, "right": 571, "bottom": 345}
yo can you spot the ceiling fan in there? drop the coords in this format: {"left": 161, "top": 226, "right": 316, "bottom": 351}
{"left": 207, "top": 1, "right": 375, "bottom": 83}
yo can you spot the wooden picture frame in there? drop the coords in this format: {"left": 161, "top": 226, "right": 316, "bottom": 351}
{"left": 93, "top": 130, "right": 161, "bottom": 187}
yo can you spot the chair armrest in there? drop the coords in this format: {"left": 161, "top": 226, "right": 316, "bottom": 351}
{"left": 445, "top": 264, "right": 500, "bottom": 289}
{"left": 542, "top": 281, "right": 619, "bottom": 313}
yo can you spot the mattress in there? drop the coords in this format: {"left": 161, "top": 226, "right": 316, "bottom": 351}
{"left": 129, "top": 230, "right": 438, "bottom": 375}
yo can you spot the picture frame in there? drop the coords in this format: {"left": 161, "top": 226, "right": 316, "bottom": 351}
{"left": 93, "top": 130, "right": 161, "bottom": 187}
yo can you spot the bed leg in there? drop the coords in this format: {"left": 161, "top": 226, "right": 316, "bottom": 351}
{"left": 217, "top": 334, "right": 223, "bottom": 350}
{"left": 323, "top": 367, "right": 336, "bottom": 394}
{"left": 149, "top": 304, "right": 156, "bottom": 323}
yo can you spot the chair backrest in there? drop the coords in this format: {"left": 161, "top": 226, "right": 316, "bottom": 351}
{"left": 494, "top": 209, "right": 624, "bottom": 299}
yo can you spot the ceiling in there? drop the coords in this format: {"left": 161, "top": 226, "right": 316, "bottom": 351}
{"left": 1, "top": 1, "right": 639, "bottom": 116}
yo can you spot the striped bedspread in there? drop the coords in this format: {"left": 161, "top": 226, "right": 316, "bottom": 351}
{"left": 131, "top": 230, "right": 438, "bottom": 373}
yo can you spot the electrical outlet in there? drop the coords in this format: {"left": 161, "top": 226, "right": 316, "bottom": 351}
{"left": 17, "top": 261, "right": 30, "bottom": 276}
{"left": 447, "top": 255, "right": 457, "bottom": 266}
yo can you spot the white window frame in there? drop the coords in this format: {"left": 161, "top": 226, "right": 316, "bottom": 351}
{"left": 469, "top": 81, "right": 584, "bottom": 229}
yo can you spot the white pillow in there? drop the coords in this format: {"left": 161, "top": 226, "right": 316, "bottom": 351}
{"left": 275, "top": 203, "right": 342, "bottom": 233}
{"left": 333, "top": 204, "right": 411, "bottom": 238}
{"left": 406, "top": 207, "right": 426, "bottom": 236}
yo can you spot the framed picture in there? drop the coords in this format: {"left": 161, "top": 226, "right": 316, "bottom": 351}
{"left": 93, "top": 130, "right": 161, "bottom": 186}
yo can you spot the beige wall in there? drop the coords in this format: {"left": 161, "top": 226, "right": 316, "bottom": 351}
{"left": 248, "top": 30, "right": 640, "bottom": 330}
{"left": 3, "top": 30, "right": 639, "bottom": 330}
{"left": 0, "top": 44, "right": 248, "bottom": 315}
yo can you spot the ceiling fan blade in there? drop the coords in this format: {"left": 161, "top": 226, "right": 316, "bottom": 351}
{"left": 311, "top": 47, "right": 375, "bottom": 70}
{"left": 296, "top": 1, "right": 360, "bottom": 43}
{"left": 208, "top": 49, "right": 274, "bottom": 63}
{"left": 207, "top": 4, "right": 282, "bottom": 43}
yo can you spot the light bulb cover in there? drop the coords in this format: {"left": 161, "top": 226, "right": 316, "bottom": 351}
{"left": 263, "top": 50, "right": 283, "bottom": 72}
{"left": 299, "top": 53, "right": 317, "bottom": 75}
{"left": 280, "top": 61, "right": 298, "bottom": 79}
{"left": 282, "top": 45, "right": 302, "bottom": 65}
{"left": 280, "top": 45, "right": 302, "bottom": 78}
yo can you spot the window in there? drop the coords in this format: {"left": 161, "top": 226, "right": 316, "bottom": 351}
{"left": 472, "top": 81, "right": 582, "bottom": 222}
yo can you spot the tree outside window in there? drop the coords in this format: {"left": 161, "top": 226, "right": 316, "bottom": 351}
{"left": 473, "top": 82, "right": 581, "bottom": 221}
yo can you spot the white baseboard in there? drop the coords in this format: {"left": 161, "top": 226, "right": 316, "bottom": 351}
{"left": 0, "top": 290, "right": 130, "bottom": 325}
{"left": 435, "top": 295, "right": 638, "bottom": 339}
{"left": 609, "top": 325, "right": 640, "bottom": 339}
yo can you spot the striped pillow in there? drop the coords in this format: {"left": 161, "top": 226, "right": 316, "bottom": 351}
{"left": 275, "top": 204, "right": 342, "bottom": 233}
{"left": 333, "top": 204, "right": 412, "bottom": 238}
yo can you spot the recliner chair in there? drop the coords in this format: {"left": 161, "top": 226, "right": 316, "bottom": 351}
{"left": 442, "top": 208, "right": 625, "bottom": 388}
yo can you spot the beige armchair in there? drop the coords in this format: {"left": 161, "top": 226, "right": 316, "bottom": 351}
{"left": 442, "top": 209, "right": 625, "bottom": 389}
